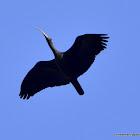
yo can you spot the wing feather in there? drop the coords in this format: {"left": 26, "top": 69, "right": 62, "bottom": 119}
{"left": 20, "top": 60, "right": 69, "bottom": 99}
{"left": 63, "top": 34, "right": 109, "bottom": 78}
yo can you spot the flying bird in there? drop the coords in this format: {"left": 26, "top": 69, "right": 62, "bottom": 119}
{"left": 20, "top": 28, "right": 109, "bottom": 99}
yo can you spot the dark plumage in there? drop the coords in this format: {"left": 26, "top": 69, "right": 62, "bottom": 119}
{"left": 20, "top": 28, "right": 109, "bottom": 99}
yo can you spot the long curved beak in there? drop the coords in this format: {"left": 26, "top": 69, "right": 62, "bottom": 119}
{"left": 36, "top": 27, "right": 52, "bottom": 41}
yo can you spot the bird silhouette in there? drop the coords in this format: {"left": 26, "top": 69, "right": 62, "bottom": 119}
{"left": 19, "top": 28, "right": 109, "bottom": 99}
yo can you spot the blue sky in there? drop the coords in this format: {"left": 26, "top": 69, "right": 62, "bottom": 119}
{"left": 1, "top": 0, "right": 140, "bottom": 139}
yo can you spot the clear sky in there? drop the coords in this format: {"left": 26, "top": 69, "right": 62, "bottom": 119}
{"left": 1, "top": 0, "right": 140, "bottom": 140}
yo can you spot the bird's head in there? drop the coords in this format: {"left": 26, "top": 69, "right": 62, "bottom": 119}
{"left": 36, "top": 27, "right": 53, "bottom": 44}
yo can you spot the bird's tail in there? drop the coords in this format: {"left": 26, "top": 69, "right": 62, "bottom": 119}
{"left": 71, "top": 79, "right": 84, "bottom": 95}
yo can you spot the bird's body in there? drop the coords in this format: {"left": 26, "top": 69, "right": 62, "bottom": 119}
{"left": 20, "top": 28, "right": 109, "bottom": 99}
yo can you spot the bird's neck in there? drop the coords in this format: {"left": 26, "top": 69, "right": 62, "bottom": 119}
{"left": 48, "top": 41, "right": 61, "bottom": 58}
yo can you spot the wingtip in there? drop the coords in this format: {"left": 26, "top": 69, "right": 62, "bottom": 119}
{"left": 100, "top": 34, "right": 109, "bottom": 38}
{"left": 100, "top": 34, "right": 108, "bottom": 36}
{"left": 101, "top": 36, "right": 109, "bottom": 39}
{"left": 19, "top": 91, "right": 29, "bottom": 100}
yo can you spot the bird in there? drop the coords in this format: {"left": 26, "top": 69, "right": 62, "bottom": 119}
{"left": 19, "top": 27, "right": 109, "bottom": 99}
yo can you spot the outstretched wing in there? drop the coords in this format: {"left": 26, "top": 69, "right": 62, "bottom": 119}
{"left": 20, "top": 60, "right": 69, "bottom": 99}
{"left": 63, "top": 34, "right": 109, "bottom": 78}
